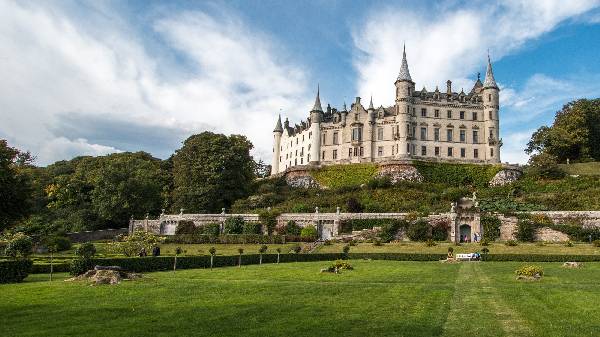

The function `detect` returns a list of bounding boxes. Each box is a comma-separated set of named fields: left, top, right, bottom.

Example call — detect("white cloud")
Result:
left=0, top=1, right=310, bottom=165
left=500, top=130, right=536, bottom=164
left=352, top=0, right=600, bottom=105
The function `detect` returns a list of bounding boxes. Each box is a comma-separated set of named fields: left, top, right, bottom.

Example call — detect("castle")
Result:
left=271, top=47, right=501, bottom=175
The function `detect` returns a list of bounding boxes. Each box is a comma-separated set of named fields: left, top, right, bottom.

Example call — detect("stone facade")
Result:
left=271, top=48, right=502, bottom=176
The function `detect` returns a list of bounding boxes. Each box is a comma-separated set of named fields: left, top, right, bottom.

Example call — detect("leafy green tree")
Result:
left=0, top=140, right=33, bottom=231
left=4, top=233, right=33, bottom=258
left=109, top=230, right=165, bottom=257
left=300, top=225, right=318, bottom=238
left=223, top=216, right=245, bottom=234
left=526, top=98, right=600, bottom=163
left=171, top=132, right=255, bottom=213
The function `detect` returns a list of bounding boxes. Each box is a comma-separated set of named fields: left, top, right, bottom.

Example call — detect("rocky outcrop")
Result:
left=375, top=163, right=424, bottom=184
left=534, top=226, right=570, bottom=242
left=489, top=168, right=523, bottom=186
left=285, top=168, right=321, bottom=188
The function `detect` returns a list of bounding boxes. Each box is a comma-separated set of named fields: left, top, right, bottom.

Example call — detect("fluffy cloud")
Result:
left=352, top=0, right=599, bottom=104
left=0, top=1, right=309, bottom=165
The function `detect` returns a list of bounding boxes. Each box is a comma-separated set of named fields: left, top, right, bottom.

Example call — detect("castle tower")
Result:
left=309, top=86, right=322, bottom=165
left=367, top=96, right=376, bottom=160
left=271, top=115, right=283, bottom=175
left=394, top=45, right=414, bottom=158
left=482, top=54, right=501, bottom=163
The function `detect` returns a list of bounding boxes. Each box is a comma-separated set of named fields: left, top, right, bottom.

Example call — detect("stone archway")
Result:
left=459, top=224, right=471, bottom=243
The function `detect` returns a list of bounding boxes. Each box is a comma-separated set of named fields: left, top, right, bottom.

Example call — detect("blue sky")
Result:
left=1, top=0, right=599, bottom=165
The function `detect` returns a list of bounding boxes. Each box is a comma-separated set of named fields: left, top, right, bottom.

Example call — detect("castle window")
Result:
left=353, top=147, right=358, bottom=156
left=349, top=148, right=352, bottom=157
left=460, top=130, right=466, bottom=143
left=296, top=138, right=298, bottom=145
left=488, top=94, right=492, bottom=102
left=459, top=111, right=465, bottom=120
left=421, top=146, right=427, bottom=156
left=302, top=135, right=304, bottom=142
left=472, top=112, right=478, bottom=121
left=333, top=132, right=339, bottom=144
left=309, top=132, right=312, bottom=138
left=490, top=148, right=494, bottom=157
left=412, top=144, right=416, bottom=155
left=448, top=147, right=453, bottom=157
left=434, top=128, right=440, bottom=141
left=407, top=143, right=411, bottom=154
left=473, top=130, right=479, bottom=143
left=447, top=110, right=452, bottom=118
left=352, top=127, right=362, bottom=141
left=474, top=149, right=479, bottom=158
left=378, top=146, right=383, bottom=157
left=300, top=158, right=303, bottom=164
left=360, top=147, right=364, bottom=157
left=308, top=154, right=310, bottom=162
left=333, top=150, right=338, bottom=159
left=295, top=159, right=297, bottom=165
left=355, top=113, right=359, bottom=121
left=421, top=108, right=427, bottom=117
left=322, top=133, right=326, bottom=144
left=420, top=127, right=427, bottom=140
left=489, top=110, right=493, bottom=120
left=434, top=109, right=440, bottom=118
left=435, top=146, right=440, bottom=156
left=489, top=128, right=494, bottom=138
left=377, top=127, right=383, bottom=140
left=460, top=148, right=466, bottom=158
left=447, top=129, right=454, bottom=142
left=322, top=151, right=325, bottom=160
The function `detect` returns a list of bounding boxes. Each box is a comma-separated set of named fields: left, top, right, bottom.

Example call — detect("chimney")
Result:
left=446, top=80, right=452, bottom=95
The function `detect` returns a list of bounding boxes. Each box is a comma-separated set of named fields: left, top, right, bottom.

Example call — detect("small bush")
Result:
left=223, top=216, right=245, bottom=234
left=407, top=219, right=429, bottom=241
left=331, top=260, right=353, bottom=270
left=516, top=220, right=536, bottom=242
left=515, top=265, right=544, bottom=278
left=481, top=247, right=490, bottom=254
left=243, top=222, right=262, bottom=235
left=175, top=220, right=196, bottom=234
left=4, top=233, right=33, bottom=258
left=564, top=240, right=574, bottom=247
left=69, top=258, right=94, bottom=276
left=290, top=244, right=302, bottom=254
left=0, top=260, right=32, bottom=283
left=425, top=239, right=436, bottom=247
left=348, top=240, right=357, bottom=246
left=373, top=239, right=383, bottom=246
left=479, top=239, right=489, bottom=246
left=201, top=223, right=221, bottom=236
left=300, top=225, right=318, bottom=238
left=367, top=176, right=391, bottom=189
left=75, top=242, right=97, bottom=259
left=342, top=245, right=351, bottom=254
left=480, top=215, right=501, bottom=241
left=505, top=240, right=518, bottom=246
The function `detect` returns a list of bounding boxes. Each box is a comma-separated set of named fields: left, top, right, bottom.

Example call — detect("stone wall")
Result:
left=489, top=167, right=523, bottom=187
left=66, top=228, right=128, bottom=243
left=375, top=162, right=423, bottom=184
left=285, top=167, right=320, bottom=188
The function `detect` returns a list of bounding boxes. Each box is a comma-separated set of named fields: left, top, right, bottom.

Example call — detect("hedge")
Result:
left=163, top=234, right=315, bottom=244
left=340, top=218, right=403, bottom=233
left=0, top=259, right=33, bottom=283
left=481, top=254, right=600, bottom=262
left=31, top=263, right=71, bottom=274
left=413, top=161, right=501, bottom=187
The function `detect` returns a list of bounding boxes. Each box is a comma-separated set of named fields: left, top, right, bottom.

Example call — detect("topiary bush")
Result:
left=480, top=215, right=501, bottom=241
left=300, top=225, right=318, bottom=238
left=175, top=220, right=197, bottom=234
left=75, top=242, right=97, bottom=259
left=0, top=260, right=32, bottom=283
left=69, top=258, right=94, bottom=276
left=223, top=216, right=245, bottom=234
left=407, top=219, right=430, bottom=241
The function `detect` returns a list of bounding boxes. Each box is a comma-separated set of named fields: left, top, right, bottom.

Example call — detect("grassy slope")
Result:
left=2, top=261, right=600, bottom=336
left=560, top=162, right=600, bottom=176
left=233, top=164, right=600, bottom=213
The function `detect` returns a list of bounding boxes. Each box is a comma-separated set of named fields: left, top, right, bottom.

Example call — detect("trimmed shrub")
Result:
left=425, top=239, right=436, bottom=247
left=223, top=216, right=245, bottom=234
left=175, top=220, right=197, bottom=234
left=515, top=265, right=544, bottom=277
left=300, top=225, right=318, bottom=238
left=242, top=222, right=262, bottom=235
left=31, top=262, right=70, bottom=274
left=75, top=242, right=97, bottom=259
left=516, top=219, right=536, bottom=242
left=480, top=215, right=501, bottom=241
left=4, top=233, right=33, bottom=258
left=0, top=260, right=32, bottom=283
left=407, top=219, right=429, bottom=241
left=69, top=258, right=94, bottom=276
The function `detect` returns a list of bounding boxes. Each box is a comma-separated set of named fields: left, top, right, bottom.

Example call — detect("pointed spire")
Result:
left=342, top=101, right=347, bottom=112
left=396, top=44, right=412, bottom=82
left=368, top=95, right=374, bottom=110
left=273, top=114, right=283, bottom=133
left=311, top=84, right=323, bottom=112
left=483, top=53, right=498, bottom=89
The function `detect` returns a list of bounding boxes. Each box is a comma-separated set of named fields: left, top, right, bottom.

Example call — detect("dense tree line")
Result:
left=0, top=132, right=257, bottom=235
left=526, top=98, right=600, bottom=164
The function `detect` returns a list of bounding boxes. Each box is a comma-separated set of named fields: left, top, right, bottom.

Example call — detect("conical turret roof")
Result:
left=273, top=115, right=283, bottom=133
left=368, top=96, right=374, bottom=110
left=396, top=44, right=412, bottom=82
left=311, top=85, right=323, bottom=112
left=483, top=54, right=498, bottom=89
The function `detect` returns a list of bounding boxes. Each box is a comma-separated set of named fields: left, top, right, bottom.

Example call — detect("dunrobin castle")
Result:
left=271, top=47, right=501, bottom=175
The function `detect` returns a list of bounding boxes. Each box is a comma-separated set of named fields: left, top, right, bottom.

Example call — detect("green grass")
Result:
left=560, top=162, right=600, bottom=176
left=2, top=261, right=600, bottom=336
left=316, top=242, right=600, bottom=255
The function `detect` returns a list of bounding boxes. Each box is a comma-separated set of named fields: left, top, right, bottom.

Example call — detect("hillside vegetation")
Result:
left=232, top=162, right=600, bottom=214
left=559, top=162, right=600, bottom=176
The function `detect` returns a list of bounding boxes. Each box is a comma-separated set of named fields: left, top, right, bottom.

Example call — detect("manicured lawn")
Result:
left=559, top=162, right=600, bottom=176
left=2, top=261, right=600, bottom=336
left=316, top=241, right=600, bottom=255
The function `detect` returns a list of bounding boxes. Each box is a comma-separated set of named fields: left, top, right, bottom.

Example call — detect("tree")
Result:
left=0, top=140, right=33, bottom=231
left=209, top=247, right=216, bottom=270
left=3, top=232, right=33, bottom=258
left=276, top=247, right=281, bottom=264
left=526, top=99, right=600, bottom=163
left=109, top=230, right=165, bottom=257
left=237, top=247, right=244, bottom=268
left=258, top=245, right=267, bottom=265
left=224, top=216, right=245, bottom=234
left=171, top=132, right=255, bottom=213
left=300, top=225, right=318, bottom=238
